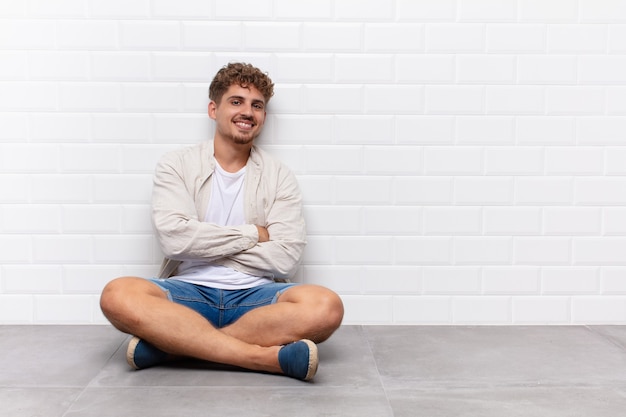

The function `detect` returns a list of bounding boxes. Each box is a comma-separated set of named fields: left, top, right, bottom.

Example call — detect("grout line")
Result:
left=585, top=325, right=626, bottom=352
left=60, top=334, right=129, bottom=417
left=361, top=325, right=396, bottom=416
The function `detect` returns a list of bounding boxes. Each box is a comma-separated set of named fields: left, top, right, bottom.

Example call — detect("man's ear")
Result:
left=208, top=100, right=217, bottom=120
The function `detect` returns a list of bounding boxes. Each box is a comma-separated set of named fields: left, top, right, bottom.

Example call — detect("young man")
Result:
left=100, top=62, right=344, bottom=381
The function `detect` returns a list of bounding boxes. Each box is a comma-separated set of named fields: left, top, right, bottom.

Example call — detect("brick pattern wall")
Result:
left=1, top=0, right=626, bottom=324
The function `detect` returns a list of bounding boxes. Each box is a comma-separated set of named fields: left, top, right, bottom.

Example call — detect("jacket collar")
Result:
left=198, top=140, right=262, bottom=181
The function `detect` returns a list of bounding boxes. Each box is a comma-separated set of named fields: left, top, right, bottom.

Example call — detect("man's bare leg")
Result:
left=100, top=277, right=283, bottom=374
left=220, top=285, right=344, bottom=347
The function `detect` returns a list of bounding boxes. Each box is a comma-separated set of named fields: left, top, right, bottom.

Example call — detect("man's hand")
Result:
left=256, top=225, right=270, bottom=243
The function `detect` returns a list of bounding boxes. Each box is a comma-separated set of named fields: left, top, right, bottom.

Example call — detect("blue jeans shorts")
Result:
left=148, top=278, right=297, bottom=328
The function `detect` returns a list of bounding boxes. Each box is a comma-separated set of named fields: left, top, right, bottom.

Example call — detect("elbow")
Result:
left=153, top=216, right=195, bottom=260
left=160, top=244, right=184, bottom=261
left=157, top=232, right=189, bottom=261
left=274, top=243, right=306, bottom=278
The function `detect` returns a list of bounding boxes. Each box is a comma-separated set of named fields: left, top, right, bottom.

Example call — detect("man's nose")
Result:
left=239, top=103, right=253, bottom=116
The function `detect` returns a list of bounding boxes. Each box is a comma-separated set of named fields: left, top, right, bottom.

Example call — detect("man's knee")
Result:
left=100, top=277, right=156, bottom=327
left=100, top=277, right=130, bottom=322
left=289, top=286, right=344, bottom=343
left=319, top=289, right=344, bottom=331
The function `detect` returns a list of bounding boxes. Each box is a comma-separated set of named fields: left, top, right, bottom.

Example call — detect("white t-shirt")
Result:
left=171, top=161, right=272, bottom=289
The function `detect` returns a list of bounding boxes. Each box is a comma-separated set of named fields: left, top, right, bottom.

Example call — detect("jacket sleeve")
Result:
left=220, top=167, right=307, bottom=279
left=151, top=151, right=259, bottom=262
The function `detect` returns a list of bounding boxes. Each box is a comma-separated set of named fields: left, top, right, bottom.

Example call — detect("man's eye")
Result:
left=232, top=100, right=240, bottom=105
left=253, top=103, right=264, bottom=109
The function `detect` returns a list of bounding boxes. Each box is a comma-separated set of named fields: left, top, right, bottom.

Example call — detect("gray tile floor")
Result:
left=2, top=325, right=626, bottom=416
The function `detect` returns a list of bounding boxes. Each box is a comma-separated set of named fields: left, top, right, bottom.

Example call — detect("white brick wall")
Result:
left=1, top=0, right=626, bottom=324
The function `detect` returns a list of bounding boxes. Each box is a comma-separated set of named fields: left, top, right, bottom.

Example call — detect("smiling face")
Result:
left=209, top=83, right=267, bottom=147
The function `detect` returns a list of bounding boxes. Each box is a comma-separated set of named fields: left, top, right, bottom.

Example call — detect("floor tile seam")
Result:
left=85, top=336, right=128, bottom=389
left=585, top=325, right=626, bottom=352
left=57, top=383, right=91, bottom=417
left=361, top=325, right=396, bottom=415
left=381, top=380, right=626, bottom=391
left=361, top=325, right=390, bottom=389
left=60, top=336, right=124, bottom=417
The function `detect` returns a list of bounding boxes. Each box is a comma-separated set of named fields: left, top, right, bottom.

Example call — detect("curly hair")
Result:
left=209, top=62, right=274, bottom=104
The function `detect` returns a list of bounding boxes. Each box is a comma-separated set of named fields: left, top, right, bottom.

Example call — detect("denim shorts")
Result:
left=148, top=278, right=297, bottom=328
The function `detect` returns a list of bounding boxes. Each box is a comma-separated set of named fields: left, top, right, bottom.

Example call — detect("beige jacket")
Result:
left=152, top=140, right=306, bottom=281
